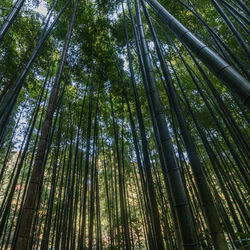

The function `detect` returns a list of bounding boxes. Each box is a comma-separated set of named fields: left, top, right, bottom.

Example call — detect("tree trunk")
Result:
left=0, top=0, right=25, bottom=44
left=14, top=1, right=78, bottom=248
left=145, top=0, right=250, bottom=108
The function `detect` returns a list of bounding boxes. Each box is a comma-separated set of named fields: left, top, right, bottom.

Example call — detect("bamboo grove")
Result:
left=0, top=0, right=249, bottom=249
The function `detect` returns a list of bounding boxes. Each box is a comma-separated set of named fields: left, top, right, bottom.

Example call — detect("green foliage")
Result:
left=0, top=0, right=249, bottom=249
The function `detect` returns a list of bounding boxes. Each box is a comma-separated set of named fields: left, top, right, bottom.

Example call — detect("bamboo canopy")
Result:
left=0, top=0, right=249, bottom=249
